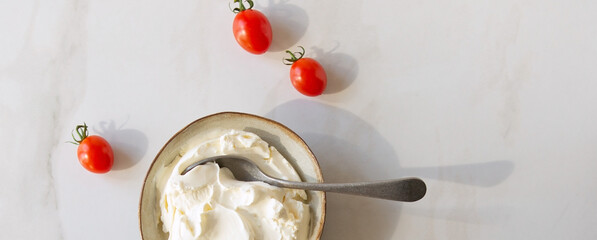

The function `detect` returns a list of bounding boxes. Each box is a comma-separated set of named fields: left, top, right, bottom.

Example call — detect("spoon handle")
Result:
left=265, top=177, right=426, bottom=202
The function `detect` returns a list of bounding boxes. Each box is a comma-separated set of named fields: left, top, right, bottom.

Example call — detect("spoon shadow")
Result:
left=403, top=160, right=514, bottom=187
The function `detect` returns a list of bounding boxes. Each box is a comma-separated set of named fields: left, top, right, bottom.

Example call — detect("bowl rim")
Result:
left=138, top=111, right=326, bottom=240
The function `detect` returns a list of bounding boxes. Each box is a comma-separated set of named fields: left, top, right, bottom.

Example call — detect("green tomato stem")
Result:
left=283, top=46, right=306, bottom=65
left=70, top=122, right=89, bottom=145
left=232, top=0, right=254, bottom=13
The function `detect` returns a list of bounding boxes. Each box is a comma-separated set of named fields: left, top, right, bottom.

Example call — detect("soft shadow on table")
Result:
left=312, top=45, right=359, bottom=94
left=95, top=120, right=148, bottom=171
left=260, top=0, right=309, bottom=52
left=266, top=100, right=402, bottom=240
left=266, top=99, right=515, bottom=238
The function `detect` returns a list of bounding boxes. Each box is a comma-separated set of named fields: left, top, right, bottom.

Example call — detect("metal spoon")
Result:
left=181, top=156, right=426, bottom=202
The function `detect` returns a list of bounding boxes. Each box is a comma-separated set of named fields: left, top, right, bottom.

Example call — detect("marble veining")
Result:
left=1, top=0, right=88, bottom=238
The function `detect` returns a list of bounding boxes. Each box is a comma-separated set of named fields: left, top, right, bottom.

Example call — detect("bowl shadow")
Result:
left=266, top=100, right=401, bottom=240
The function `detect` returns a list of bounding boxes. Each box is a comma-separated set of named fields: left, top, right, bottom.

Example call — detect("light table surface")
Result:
left=1, top=0, right=596, bottom=239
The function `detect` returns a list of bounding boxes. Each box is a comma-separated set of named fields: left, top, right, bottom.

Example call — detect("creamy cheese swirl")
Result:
left=159, top=130, right=310, bottom=240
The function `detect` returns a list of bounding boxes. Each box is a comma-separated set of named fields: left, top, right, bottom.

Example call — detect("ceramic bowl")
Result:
left=139, top=112, right=326, bottom=240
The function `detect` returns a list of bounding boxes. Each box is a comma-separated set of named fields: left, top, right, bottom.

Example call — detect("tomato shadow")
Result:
left=266, top=100, right=402, bottom=240
left=94, top=120, right=148, bottom=171
left=311, top=45, right=359, bottom=95
left=259, top=0, right=309, bottom=52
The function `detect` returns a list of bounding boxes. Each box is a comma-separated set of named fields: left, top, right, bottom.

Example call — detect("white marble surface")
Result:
left=1, top=0, right=597, bottom=239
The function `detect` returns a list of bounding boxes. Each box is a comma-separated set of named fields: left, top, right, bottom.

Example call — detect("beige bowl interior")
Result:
left=139, top=112, right=326, bottom=240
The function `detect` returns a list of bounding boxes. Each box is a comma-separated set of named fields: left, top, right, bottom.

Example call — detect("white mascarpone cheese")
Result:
left=159, top=129, right=310, bottom=240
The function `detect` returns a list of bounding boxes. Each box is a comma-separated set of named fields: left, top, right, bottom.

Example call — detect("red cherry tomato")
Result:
left=285, top=46, right=327, bottom=96
left=70, top=123, right=114, bottom=173
left=232, top=1, right=272, bottom=54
